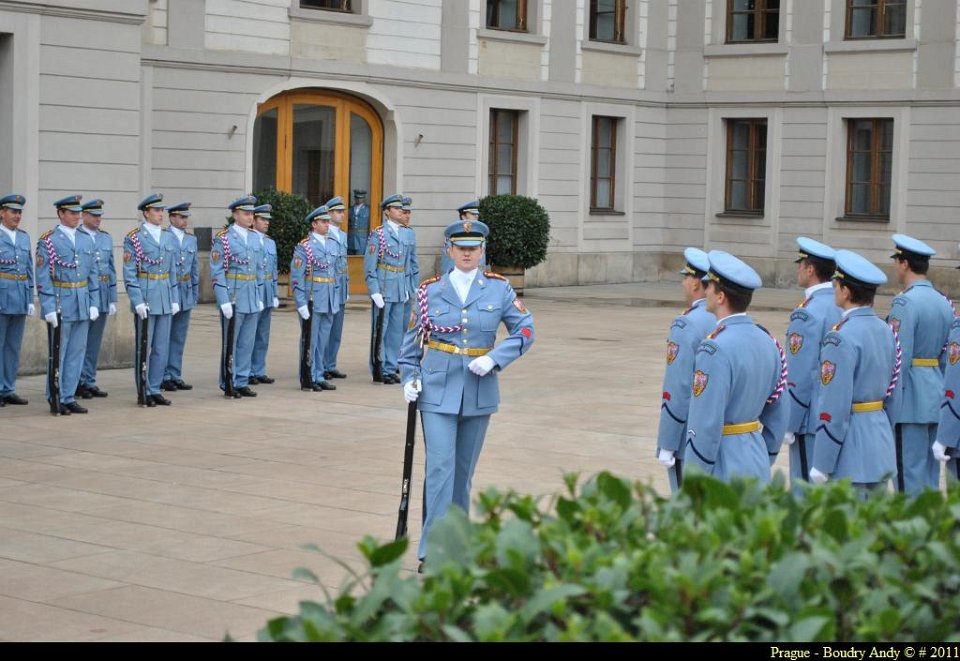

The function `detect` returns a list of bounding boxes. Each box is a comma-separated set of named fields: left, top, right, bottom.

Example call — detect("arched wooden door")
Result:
left=252, top=90, right=383, bottom=293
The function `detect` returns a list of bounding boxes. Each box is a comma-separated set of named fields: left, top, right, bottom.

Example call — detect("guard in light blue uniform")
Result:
left=683, top=251, right=788, bottom=483
left=783, top=238, right=843, bottom=488
left=348, top=189, right=370, bottom=255
left=37, top=195, right=100, bottom=414
left=934, top=314, right=960, bottom=485
left=0, top=194, right=34, bottom=406
left=123, top=193, right=180, bottom=406
left=250, top=203, right=279, bottom=385
left=211, top=195, right=265, bottom=397
left=291, top=205, right=340, bottom=390
left=439, top=200, right=487, bottom=275
left=365, top=193, right=419, bottom=383
left=77, top=199, right=117, bottom=399
left=886, top=234, right=954, bottom=494
left=400, top=219, right=534, bottom=563
left=655, top=248, right=716, bottom=492
left=161, top=202, right=199, bottom=392
left=811, top=250, right=898, bottom=496
left=323, top=195, right=349, bottom=380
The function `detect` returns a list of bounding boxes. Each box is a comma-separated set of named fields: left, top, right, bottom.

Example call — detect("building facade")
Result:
left=2, top=0, right=960, bottom=311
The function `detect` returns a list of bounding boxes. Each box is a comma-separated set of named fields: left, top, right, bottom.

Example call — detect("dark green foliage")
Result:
left=259, top=473, right=960, bottom=642
left=478, top=195, right=550, bottom=270
left=254, top=189, right=312, bottom=274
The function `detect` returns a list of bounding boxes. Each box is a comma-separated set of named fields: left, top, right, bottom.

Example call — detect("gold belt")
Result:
left=912, top=358, right=939, bottom=367
left=852, top=401, right=883, bottom=413
left=427, top=340, right=492, bottom=357
left=378, top=263, right=405, bottom=273
left=178, top=274, right=192, bottom=282
left=309, top=276, right=334, bottom=283
left=137, top=272, right=169, bottom=280
left=0, top=272, right=28, bottom=281
left=722, top=421, right=760, bottom=435
left=225, top=273, right=256, bottom=281
left=98, top=275, right=110, bottom=282
left=53, top=280, right=87, bottom=289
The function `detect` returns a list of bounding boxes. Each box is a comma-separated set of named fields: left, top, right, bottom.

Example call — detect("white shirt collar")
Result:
left=80, top=225, right=97, bottom=237
left=169, top=226, right=185, bottom=241
left=386, top=219, right=401, bottom=233
left=804, top=281, right=833, bottom=299
left=141, top=222, right=162, bottom=242
left=0, top=225, right=16, bottom=243
left=311, top=231, right=326, bottom=245
left=690, top=297, right=705, bottom=308
left=231, top=224, right=249, bottom=242
left=717, top=312, right=748, bottom=324
left=842, top=305, right=867, bottom=317
left=59, top=224, right=77, bottom=244
left=449, top=267, right=478, bottom=304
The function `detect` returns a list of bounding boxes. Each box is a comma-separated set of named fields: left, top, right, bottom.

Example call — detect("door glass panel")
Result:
left=348, top=112, right=373, bottom=255
left=292, top=104, right=336, bottom=208
left=253, top=108, right=277, bottom=194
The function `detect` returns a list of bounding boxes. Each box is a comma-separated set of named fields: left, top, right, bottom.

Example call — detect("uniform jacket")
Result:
left=938, top=317, right=960, bottom=452
left=813, top=308, right=898, bottom=482
left=36, top=226, right=99, bottom=322
left=655, top=299, right=717, bottom=454
left=784, top=286, right=843, bottom=434
left=256, top=232, right=278, bottom=307
left=210, top=225, right=264, bottom=314
left=886, top=280, right=954, bottom=424
left=290, top=234, right=340, bottom=315
left=0, top=228, right=34, bottom=315
left=684, top=315, right=788, bottom=481
left=329, top=227, right=348, bottom=306
left=399, top=271, right=534, bottom=416
left=82, top=228, right=117, bottom=312
left=172, top=231, right=199, bottom=311
left=363, top=224, right=418, bottom=302
left=122, top=224, right=178, bottom=316
left=349, top=203, right=369, bottom=238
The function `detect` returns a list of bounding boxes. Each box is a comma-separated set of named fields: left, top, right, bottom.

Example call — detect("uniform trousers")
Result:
left=164, top=309, right=192, bottom=382
left=301, top=309, right=334, bottom=383
left=324, top=306, right=345, bottom=374
left=895, top=423, right=940, bottom=494
left=81, top=312, right=108, bottom=388
left=251, top=307, right=271, bottom=378
left=219, top=310, right=257, bottom=389
left=0, top=314, right=26, bottom=395
left=134, top=314, right=172, bottom=396
left=369, top=301, right=406, bottom=377
left=48, top=319, right=89, bottom=404
left=789, top=433, right=816, bottom=492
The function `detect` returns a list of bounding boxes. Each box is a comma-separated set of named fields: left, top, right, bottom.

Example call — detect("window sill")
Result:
left=715, top=211, right=765, bottom=219
left=825, top=38, right=916, bottom=54
left=835, top=215, right=890, bottom=223
left=704, top=42, right=788, bottom=58
left=580, top=40, right=642, bottom=57
left=477, top=28, right=547, bottom=46
left=288, top=6, right=373, bottom=27
left=589, top=209, right=626, bottom=216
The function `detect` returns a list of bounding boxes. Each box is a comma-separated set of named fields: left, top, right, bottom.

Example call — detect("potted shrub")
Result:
left=478, top=194, right=550, bottom=296
left=253, top=189, right=312, bottom=299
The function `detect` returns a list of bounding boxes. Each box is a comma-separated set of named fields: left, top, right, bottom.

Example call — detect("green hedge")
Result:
left=253, top=189, right=313, bottom=275
left=259, top=473, right=960, bottom=642
left=478, top=195, right=550, bottom=270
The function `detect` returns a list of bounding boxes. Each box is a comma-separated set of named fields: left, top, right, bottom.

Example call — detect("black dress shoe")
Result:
left=160, top=380, right=178, bottom=392
left=173, top=379, right=193, bottom=391
left=382, top=374, right=399, bottom=385
left=75, top=385, right=93, bottom=400
left=86, top=385, right=108, bottom=398
left=247, top=376, right=260, bottom=384
left=256, top=375, right=275, bottom=384
left=326, top=369, right=347, bottom=379
left=236, top=386, right=258, bottom=397
left=151, top=394, right=172, bottom=406
left=64, top=402, right=88, bottom=414
left=417, top=560, right=425, bottom=574
left=4, top=393, right=28, bottom=405
left=145, top=397, right=157, bottom=407
left=315, top=380, right=336, bottom=391
left=55, top=404, right=70, bottom=415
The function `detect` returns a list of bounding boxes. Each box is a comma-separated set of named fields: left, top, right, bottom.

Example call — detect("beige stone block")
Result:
left=291, top=20, right=366, bottom=62
left=827, top=51, right=912, bottom=90
left=477, top=39, right=541, bottom=80
left=581, top=49, right=638, bottom=88
left=707, top=55, right=786, bottom=91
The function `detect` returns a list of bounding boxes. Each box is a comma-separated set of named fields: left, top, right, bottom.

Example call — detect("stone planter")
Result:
left=493, top=265, right=525, bottom=296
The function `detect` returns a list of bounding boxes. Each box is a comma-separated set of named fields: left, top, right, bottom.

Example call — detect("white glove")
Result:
left=258, top=300, right=265, bottom=312
left=783, top=432, right=796, bottom=446
left=371, top=292, right=385, bottom=309
left=809, top=467, right=829, bottom=484
left=272, top=296, right=280, bottom=309
left=468, top=355, right=496, bottom=377
left=932, top=440, right=951, bottom=463
left=657, top=448, right=676, bottom=468
left=297, top=305, right=310, bottom=320
left=220, top=302, right=233, bottom=319
left=135, top=303, right=149, bottom=320
left=171, top=302, right=180, bottom=315
left=89, top=306, right=99, bottom=322
left=403, top=379, right=421, bottom=403
left=108, top=302, right=117, bottom=316
left=44, top=311, right=58, bottom=328
left=27, top=303, right=35, bottom=316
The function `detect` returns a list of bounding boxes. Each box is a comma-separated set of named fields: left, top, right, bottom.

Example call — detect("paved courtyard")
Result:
left=0, top=283, right=894, bottom=641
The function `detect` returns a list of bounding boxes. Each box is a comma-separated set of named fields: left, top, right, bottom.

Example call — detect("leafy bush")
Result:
left=478, top=195, right=550, bottom=270
left=259, top=473, right=960, bottom=642
left=253, top=189, right=313, bottom=274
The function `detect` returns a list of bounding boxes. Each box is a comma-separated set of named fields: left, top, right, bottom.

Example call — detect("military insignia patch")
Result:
left=368, top=243, right=375, bottom=255
left=950, top=342, right=960, bottom=366
left=122, top=251, right=131, bottom=264
left=211, top=250, right=221, bottom=264
left=293, top=257, right=303, bottom=269
left=35, top=253, right=43, bottom=267
left=889, top=317, right=901, bottom=334
left=692, top=370, right=708, bottom=397
left=666, top=341, right=679, bottom=365
left=820, top=360, right=836, bottom=386
left=513, top=298, right=527, bottom=313
left=788, top=333, right=804, bottom=355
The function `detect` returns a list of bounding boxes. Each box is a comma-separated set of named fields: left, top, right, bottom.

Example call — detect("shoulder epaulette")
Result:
left=831, top=317, right=850, bottom=332
left=484, top=271, right=508, bottom=282
left=215, top=228, right=228, bottom=238
left=419, top=274, right=441, bottom=288
left=40, top=229, right=54, bottom=240
left=797, top=295, right=812, bottom=309
left=16, top=228, right=27, bottom=234
left=298, top=237, right=310, bottom=245
left=126, top=228, right=139, bottom=239
left=706, top=324, right=726, bottom=340
left=682, top=305, right=694, bottom=315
